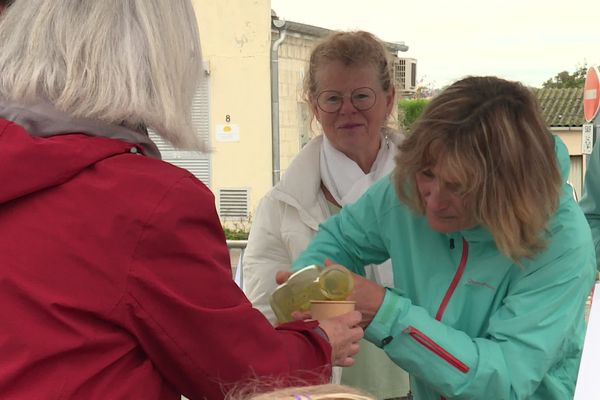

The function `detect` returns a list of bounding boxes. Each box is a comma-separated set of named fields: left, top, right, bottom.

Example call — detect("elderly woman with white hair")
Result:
left=0, top=1, right=363, bottom=399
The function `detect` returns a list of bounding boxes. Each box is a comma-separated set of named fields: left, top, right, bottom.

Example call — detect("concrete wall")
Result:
left=277, top=32, right=318, bottom=173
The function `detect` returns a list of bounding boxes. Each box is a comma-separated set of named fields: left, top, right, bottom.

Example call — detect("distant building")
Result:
left=395, top=57, right=418, bottom=96
left=533, top=87, right=586, bottom=198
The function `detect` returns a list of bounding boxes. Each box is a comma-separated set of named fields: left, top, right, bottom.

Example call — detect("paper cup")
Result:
left=310, top=300, right=356, bottom=320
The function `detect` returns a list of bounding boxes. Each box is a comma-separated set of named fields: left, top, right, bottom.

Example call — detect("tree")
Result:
left=542, top=64, right=587, bottom=89
left=398, top=98, right=429, bottom=132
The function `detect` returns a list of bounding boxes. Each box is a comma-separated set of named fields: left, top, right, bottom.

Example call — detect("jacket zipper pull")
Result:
left=449, top=238, right=455, bottom=249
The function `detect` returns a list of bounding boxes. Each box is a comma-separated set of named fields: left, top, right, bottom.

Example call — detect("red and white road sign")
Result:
left=584, top=66, right=600, bottom=122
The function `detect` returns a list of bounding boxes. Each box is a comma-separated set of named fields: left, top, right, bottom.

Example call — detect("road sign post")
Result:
left=583, top=67, right=600, bottom=150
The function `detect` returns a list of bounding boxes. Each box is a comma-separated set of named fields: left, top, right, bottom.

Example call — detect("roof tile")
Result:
left=533, top=87, right=585, bottom=127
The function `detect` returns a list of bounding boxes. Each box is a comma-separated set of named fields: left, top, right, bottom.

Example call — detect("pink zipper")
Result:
left=404, top=326, right=470, bottom=373
left=402, top=238, right=471, bottom=380
left=436, top=238, right=469, bottom=321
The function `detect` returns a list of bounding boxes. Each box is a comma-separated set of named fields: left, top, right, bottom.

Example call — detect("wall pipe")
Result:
left=270, top=21, right=287, bottom=185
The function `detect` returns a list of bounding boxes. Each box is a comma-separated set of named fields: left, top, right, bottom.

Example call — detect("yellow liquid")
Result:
left=319, top=265, right=354, bottom=300
left=270, top=265, right=354, bottom=323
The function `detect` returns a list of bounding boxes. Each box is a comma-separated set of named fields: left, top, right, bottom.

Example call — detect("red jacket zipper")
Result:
left=436, top=238, right=469, bottom=321
left=402, top=237, right=471, bottom=394
left=404, top=326, right=470, bottom=373
left=435, top=238, right=469, bottom=399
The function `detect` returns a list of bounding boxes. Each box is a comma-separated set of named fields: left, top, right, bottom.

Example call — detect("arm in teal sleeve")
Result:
left=580, top=138, right=600, bottom=271
left=292, top=178, right=393, bottom=274
left=365, top=244, right=595, bottom=399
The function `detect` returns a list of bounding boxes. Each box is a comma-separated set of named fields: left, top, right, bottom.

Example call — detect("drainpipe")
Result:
left=270, top=18, right=287, bottom=185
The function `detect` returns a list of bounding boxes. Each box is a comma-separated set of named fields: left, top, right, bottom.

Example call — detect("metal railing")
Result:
left=227, top=240, right=248, bottom=291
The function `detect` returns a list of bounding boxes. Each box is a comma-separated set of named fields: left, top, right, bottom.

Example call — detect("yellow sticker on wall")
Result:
left=216, top=124, right=240, bottom=142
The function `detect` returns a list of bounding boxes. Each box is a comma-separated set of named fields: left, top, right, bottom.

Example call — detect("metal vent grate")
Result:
left=218, top=188, right=249, bottom=218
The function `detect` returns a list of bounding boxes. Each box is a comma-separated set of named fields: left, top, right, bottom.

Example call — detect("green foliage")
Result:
left=222, top=217, right=251, bottom=240
left=542, top=64, right=587, bottom=89
left=223, top=226, right=249, bottom=240
left=398, top=98, right=429, bottom=132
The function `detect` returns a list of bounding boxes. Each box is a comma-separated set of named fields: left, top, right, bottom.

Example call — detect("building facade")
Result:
left=161, top=2, right=590, bottom=230
left=534, top=87, right=587, bottom=198
left=395, top=57, right=418, bottom=97
left=163, top=1, right=411, bottom=228
left=177, top=0, right=273, bottom=227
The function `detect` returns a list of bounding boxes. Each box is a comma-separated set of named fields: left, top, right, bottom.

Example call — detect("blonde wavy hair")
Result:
left=394, top=76, right=562, bottom=262
left=0, top=0, right=204, bottom=150
left=226, top=383, right=374, bottom=400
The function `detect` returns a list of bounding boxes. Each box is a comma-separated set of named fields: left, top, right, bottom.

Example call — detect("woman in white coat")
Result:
left=244, top=31, right=410, bottom=400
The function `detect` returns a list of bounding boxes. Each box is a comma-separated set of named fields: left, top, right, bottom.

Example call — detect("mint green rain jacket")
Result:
left=293, top=137, right=595, bottom=399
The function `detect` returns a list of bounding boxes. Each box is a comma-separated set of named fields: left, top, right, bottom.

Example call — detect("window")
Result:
left=149, top=74, right=211, bottom=186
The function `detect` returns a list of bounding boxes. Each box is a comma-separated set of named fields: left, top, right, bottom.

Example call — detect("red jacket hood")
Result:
left=0, top=118, right=139, bottom=204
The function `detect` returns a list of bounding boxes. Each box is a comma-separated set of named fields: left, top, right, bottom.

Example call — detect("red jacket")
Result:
left=0, top=118, right=332, bottom=399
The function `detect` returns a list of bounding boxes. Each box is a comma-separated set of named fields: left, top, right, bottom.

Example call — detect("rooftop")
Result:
left=271, top=11, right=408, bottom=53
left=533, top=87, right=585, bottom=127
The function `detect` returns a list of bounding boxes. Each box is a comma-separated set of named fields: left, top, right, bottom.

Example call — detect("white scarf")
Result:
left=319, top=132, right=398, bottom=288
left=320, top=133, right=396, bottom=206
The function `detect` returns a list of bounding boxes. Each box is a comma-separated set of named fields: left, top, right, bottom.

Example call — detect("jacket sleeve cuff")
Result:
left=365, top=288, right=407, bottom=347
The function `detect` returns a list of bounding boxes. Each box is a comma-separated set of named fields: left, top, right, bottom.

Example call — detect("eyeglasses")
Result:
left=316, top=87, right=377, bottom=113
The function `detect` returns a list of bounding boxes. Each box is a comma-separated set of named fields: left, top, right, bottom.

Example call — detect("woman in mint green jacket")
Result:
left=291, top=76, right=596, bottom=399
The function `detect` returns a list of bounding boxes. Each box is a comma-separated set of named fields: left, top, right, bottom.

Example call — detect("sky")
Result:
left=271, top=0, right=600, bottom=89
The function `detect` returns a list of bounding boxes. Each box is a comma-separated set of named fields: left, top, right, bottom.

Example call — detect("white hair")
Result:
left=0, top=0, right=204, bottom=150
left=226, top=383, right=375, bottom=400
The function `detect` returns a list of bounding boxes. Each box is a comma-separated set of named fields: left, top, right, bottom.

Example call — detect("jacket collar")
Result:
left=270, top=136, right=326, bottom=230
left=456, top=225, right=494, bottom=244
left=0, top=100, right=160, bottom=159
left=270, top=132, right=405, bottom=230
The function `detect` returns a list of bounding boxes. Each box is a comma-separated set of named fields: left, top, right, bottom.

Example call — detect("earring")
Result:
left=383, top=128, right=390, bottom=149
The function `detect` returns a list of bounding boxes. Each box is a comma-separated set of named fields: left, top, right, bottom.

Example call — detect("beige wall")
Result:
left=553, top=127, right=587, bottom=199
left=192, top=0, right=272, bottom=226
left=558, top=128, right=583, bottom=156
